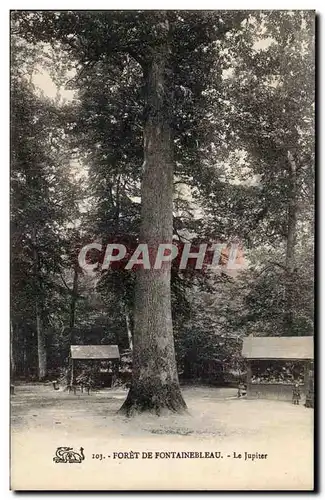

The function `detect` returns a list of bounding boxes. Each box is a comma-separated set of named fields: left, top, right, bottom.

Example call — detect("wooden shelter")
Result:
left=70, top=345, right=120, bottom=387
left=242, top=336, right=314, bottom=402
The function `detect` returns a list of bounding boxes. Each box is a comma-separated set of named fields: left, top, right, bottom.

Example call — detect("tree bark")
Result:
left=32, top=227, right=47, bottom=380
left=36, top=300, right=47, bottom=379
left=284, top=151, right=298, bottom=335
left=69, top=263, right=79, bottom=330
left=67, top=263, right=79, bottom=386
left=10, top=320, right=16, bottom=379
left=120, top=17, right=187, bottom=415
left=125, top=311, right=133, bottom=351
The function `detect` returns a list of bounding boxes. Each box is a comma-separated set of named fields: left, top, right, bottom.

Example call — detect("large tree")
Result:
left=15, top=10, right=248, bottom=413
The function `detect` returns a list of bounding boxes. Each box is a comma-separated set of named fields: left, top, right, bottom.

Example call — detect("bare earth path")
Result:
left=11, top=384, right=313, bottom=490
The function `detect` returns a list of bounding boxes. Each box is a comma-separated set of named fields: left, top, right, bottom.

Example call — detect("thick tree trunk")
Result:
left=284, top=151, right=298, bottom=335
left=120, top=18, right=187, bottom=415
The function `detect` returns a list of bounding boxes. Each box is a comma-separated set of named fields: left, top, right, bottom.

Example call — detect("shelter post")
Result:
left=70, top=358, right=74, bottom=385
left=303, top=360, right=310, bottom=395
left=246, top=360, right=252, bottom=394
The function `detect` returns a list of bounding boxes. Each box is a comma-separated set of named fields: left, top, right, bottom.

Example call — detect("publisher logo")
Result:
left=53, top=446, right=85, bottom=463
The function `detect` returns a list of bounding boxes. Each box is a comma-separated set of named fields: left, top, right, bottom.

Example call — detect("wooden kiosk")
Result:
left=70, top=345, right=120, bottom=388
left=242, top=336, right=313, bottom=403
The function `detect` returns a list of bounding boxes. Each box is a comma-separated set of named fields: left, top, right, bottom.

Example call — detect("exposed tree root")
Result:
left=118, top=383, right=188, bottom=417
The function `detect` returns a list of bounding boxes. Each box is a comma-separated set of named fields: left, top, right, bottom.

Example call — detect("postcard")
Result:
left=10, top=9, right=315, bottom=491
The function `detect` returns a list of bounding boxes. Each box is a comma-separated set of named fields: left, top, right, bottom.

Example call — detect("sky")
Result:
left=33, top=67, right=76, bottom=103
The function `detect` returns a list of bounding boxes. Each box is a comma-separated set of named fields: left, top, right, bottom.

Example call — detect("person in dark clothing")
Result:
left=292, top=382, right=301, bottom=405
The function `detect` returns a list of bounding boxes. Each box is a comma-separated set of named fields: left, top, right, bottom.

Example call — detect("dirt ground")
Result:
left=11, top=384, right=314, bottom=491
